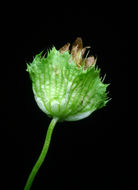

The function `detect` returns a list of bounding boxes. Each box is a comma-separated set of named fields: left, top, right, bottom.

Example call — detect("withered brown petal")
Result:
left=71, top=45, right=78, bottom=58
left=85, top=56, right=95, bottom=68
left=71, top=37, right=83, bottom=51
left=81, top=46, right=91, bottom=57
left=59, top=43, right=70, bottom=54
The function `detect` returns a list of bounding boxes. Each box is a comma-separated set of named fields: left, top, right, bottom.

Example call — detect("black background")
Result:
left=2, top=5, right=134, bottom=190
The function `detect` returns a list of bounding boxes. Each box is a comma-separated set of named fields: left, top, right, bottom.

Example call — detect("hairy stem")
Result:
left=24, top=117, right=59, bottom=190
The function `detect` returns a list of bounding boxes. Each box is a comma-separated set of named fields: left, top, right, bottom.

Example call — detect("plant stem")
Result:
left=24, top=117, right=59, bottom=190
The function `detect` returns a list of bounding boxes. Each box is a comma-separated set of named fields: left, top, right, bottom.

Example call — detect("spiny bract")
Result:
left=27, top=37, right=109, bottom=121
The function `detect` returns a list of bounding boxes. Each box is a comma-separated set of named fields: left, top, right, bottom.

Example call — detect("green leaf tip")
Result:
left=27, top=37, right=110, bottom=121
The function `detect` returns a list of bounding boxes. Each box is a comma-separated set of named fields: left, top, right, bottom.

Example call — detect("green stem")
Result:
left=24, top=117, right=59, bottom=190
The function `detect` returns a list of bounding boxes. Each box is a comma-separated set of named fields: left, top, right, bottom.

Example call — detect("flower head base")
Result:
left=27, top=38, right=109, bottom=121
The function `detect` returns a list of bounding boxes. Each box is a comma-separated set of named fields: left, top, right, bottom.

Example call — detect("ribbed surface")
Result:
left=27, top=47, right=108, bottom=121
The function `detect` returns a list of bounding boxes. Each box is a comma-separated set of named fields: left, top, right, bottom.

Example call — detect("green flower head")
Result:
left=27, top=37, right=109, bottom=121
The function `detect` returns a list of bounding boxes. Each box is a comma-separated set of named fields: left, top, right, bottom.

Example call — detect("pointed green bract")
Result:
left=27, top=47, right=109, bottom=121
